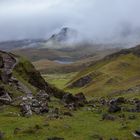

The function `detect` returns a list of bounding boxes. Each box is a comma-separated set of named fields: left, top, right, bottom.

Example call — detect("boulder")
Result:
left=102, top=113, right=116, bottom=121
left=62, top=93, right=76, bottom=104
left=65, top=103, right=77, bottom=111
left=36, top=90, right=50, bottom=101
left=31, top=99, right=49, bottom=114
left=40, top=102, right=49, bottom=113
left=116, top=97, right=125, bottom=104
left=31, top=99, right=40, bottom=108
left=108, top=104, right=121, bottom=113
left=128, top=115, right=136, bottom=120
left=75, top=92, right=87, bottom=103
left=132, top=128, right=140, bottom=138
left=62, top=92, right=87, bottom=108
left=20, top=103, right=32, bottom=117
left=135, top=102, right=140, bottom=112
left=63, top=112, right=73, bottom=117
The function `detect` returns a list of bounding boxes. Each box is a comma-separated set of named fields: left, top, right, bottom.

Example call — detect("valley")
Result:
left=0, top=44, right=140, bottom=140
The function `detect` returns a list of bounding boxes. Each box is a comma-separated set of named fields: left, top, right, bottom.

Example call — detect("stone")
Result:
left=36, top=90, right=50, bottom=101
left=14, top=128, right=21, bottom=135
left=40, top=102, right=49, bottom=113
left=65, top=103, right=77, bottom=111
left=116, top=97, right=125, bottom=104
left=135, top=102, right=140, bottom=112
left=0, top=131, right=4, bottom=139
left=20, top=103, right=32, bottom=117
left=63, top=112, right=73, bottom=117
left=75, top=92, right=87, bottom=103
left=108, top=104, right=121, bottom=113
left=62, top=93, right=76, bottom=104
left=128, top=115, right=136, bottom=120
left=132, top=128, right=140, bottom=138
left=31, top=99, right=40, bottom=108
left=102, top=113, right=115, bottom=121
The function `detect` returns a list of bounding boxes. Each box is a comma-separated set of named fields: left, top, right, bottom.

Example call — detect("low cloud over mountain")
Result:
left=0, top=0, right=140, bottom=44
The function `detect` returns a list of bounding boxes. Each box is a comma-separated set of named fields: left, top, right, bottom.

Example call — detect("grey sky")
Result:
left=0, top=0, right=140, bottom=42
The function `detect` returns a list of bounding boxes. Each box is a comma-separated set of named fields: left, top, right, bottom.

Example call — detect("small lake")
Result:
left=54, top=60, right=74, bottom=64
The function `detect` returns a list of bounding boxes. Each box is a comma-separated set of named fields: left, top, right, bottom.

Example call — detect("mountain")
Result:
left=67, top=45, right=140, bottom=97
left=42, top=27, right=79, bottom=49
left=48, top=27, right=78, bottom=43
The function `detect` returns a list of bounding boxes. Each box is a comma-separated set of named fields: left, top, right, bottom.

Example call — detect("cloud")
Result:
left=0, top=0, right=140, bottom=43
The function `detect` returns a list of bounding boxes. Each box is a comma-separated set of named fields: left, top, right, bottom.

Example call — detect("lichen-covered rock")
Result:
left=20, top=103, right=32, bottom=117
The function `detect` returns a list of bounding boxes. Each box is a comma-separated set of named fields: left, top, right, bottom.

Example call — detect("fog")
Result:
left=0, top=0, right=140, bottom=43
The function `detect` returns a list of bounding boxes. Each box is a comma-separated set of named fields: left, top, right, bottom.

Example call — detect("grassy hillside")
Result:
left=0, top=104, right=140, bottom=140
left=67, top=45, right=140, bottom=97
left=13, top=45, right=121, bottom=74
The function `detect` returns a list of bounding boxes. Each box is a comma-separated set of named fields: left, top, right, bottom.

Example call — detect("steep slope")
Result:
left=0, top=50, right=67, bottom=101
left=68, top=45, right=140, bottom=97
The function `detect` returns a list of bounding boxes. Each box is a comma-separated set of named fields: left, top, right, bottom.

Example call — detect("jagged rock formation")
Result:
left=47, top=27, right=78, bottom=44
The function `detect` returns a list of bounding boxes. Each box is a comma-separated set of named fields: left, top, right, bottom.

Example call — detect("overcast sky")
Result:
left=0, top=0, right=140, bottom=43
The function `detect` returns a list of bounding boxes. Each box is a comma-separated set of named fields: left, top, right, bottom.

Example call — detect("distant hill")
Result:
left=67, top=45, right=140, bottom=97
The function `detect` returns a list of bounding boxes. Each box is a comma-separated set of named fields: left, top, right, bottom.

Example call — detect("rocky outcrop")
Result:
left=62, top=92, right=87, bottom=110
left=69, top=75, right=92, bottom=88
left=20, top=90, right=50, bottom=117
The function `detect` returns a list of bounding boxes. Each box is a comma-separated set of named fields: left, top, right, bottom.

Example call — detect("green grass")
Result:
left=67, top=53, right=140, bottom=98
left=1, top=48, right=140, bottom=140
left=0, top=105, right=140, bottom=140
left=43, top=73, right=77, bottom=90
